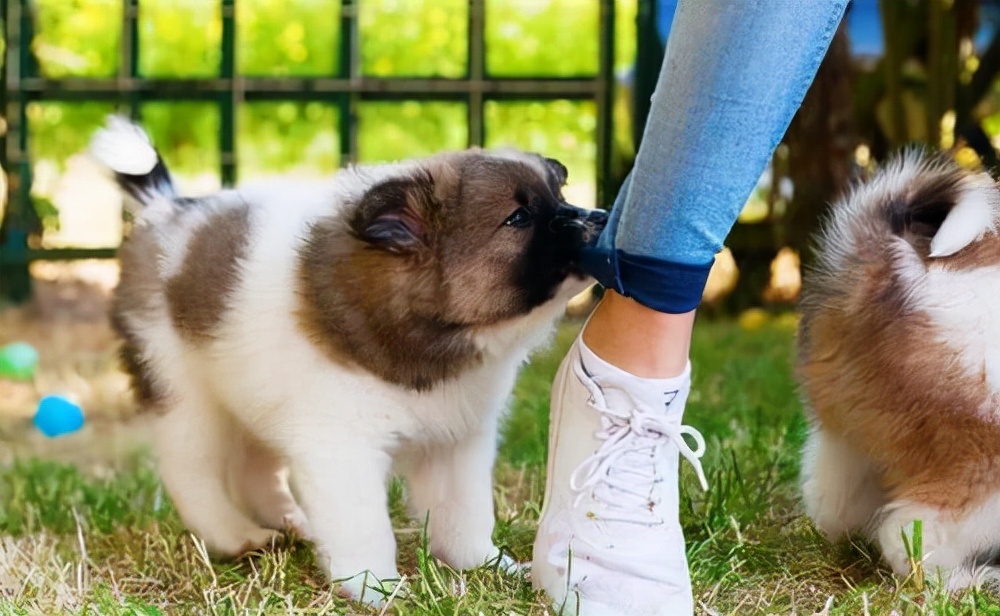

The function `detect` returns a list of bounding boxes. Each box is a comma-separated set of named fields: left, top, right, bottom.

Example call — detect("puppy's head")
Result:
left=349, top=149, right=606, bottom=325
left=299, top=149, right=605, bottom=389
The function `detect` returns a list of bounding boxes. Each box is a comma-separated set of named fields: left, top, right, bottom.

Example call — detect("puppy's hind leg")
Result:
left=155, top=389, right=280, bottom=556
left=402, top=428, right=505, bottom=570
left=801, top=427, right=885, bottom=540
left=875, top=492, right=1000, bottom=590
left=231, top=433, right=311, bottom=538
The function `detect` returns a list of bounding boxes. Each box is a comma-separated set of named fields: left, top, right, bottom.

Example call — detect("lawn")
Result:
left=1, top=315, right=998, bottom=615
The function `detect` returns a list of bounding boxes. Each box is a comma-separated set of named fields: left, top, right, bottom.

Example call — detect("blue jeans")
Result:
left=582, top=0, right=849, bottom=313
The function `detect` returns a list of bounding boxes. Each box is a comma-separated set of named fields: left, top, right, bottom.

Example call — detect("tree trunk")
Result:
left=785, top=20, right=857, bottom=266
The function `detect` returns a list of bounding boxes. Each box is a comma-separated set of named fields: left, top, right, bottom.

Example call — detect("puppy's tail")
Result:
left=90, top=115, right=176, bottom=215
left=813, top=150, right=1000, bottom=274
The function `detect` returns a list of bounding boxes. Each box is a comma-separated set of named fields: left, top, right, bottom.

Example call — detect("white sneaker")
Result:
left=532, top=336, right=708, bottom=616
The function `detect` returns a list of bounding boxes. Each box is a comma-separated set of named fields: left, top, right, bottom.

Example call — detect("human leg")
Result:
left=534, top=2, right=849, bottom=614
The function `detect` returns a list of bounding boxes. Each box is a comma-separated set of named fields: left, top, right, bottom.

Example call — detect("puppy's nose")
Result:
left=551, top=205, right=608, bottom=246
left=585, top=208, right=608, bottom=231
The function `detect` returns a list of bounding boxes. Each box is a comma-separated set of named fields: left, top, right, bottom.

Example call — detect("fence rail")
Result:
left=0, top=0, right=616, bottom=301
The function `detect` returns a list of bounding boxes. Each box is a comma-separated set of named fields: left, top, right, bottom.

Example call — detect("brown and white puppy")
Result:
left=799, top=151, right=1000, bottom=589
left=92, top=117, right=605, bottom=603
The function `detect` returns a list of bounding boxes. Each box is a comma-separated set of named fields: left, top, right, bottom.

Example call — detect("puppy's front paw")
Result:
left=494, top=552, right=527, bottom=574
left=207, top=525, right=283, bottom=557
left=435, top=540, right=521, bottom=573
left=281, top=508, right=313, bottom=540
left=335, top=570, right=400, bottom=606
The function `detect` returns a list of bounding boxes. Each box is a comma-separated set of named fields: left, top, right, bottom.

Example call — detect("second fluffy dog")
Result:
left=799, top=151, right=1000, bottom=588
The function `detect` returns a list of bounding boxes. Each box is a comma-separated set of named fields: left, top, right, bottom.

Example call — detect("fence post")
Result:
left=0, top=0, right=38, bottom=303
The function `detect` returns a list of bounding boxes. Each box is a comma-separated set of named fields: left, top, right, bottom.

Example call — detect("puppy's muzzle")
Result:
left=550, top=205, right=608, bottom=248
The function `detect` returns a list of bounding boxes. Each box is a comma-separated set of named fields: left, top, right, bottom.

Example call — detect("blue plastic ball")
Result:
left=33, top=395, right=85, bottom=438
left=0, top=342, right=39, bottom=381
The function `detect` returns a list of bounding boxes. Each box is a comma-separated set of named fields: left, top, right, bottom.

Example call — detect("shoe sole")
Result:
left=532, top=343, right=579, bottom=607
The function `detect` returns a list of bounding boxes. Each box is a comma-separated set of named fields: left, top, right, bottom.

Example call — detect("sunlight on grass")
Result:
left=1, top=317, right=997, bottom=614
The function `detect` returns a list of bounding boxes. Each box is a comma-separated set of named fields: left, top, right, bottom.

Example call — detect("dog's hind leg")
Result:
left=231, top=433, right=311, bottom=538
left=801, top=427, right=885, bottom=540
left=155, top=389, right=280, bottom=556
left=874, top=492, right=1000, bottom=590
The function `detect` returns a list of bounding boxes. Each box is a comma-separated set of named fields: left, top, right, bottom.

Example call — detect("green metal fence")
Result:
left=0, top=0, right=616, bottom=301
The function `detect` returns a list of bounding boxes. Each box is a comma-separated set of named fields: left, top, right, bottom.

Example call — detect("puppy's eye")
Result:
left=503, top=207, right=533, bottom=228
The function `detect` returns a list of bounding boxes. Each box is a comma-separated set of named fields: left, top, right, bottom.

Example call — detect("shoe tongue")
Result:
left=577, top=339, right=691, bottom=418
left=599, top=379, right=689, bottom=418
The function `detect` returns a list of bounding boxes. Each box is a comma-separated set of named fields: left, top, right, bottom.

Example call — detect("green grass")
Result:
left=2, top=317, right=999, bottom=614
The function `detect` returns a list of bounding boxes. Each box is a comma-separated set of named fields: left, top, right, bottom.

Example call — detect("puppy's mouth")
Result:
left=549, top=206, right=609, bottom=247
left=549, top=205, right=608, bottom=278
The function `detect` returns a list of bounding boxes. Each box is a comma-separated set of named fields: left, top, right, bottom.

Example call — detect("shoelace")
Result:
left=568, top=359, right=709, bottom=526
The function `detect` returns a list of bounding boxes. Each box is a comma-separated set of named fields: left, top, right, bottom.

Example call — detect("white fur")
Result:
left=801, top=429, right=885, bottom=541
left=919, top=264, right=1000, bottom=397
left=930, top=173, right=1000, bottom=257
left=874, top=493, right=1000, bottom=590
left=123, top=162, right=586, bottom=604
left=818, top=151, right=932, bottom=274
left=90, top=115, right=159, bottom=176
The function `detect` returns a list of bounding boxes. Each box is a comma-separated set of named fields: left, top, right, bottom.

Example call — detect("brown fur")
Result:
left=166, top=205, right=252, bottom=342
left=800, top=266, right=1000, bottom=512
left=110, top=226, right=168, bottom=407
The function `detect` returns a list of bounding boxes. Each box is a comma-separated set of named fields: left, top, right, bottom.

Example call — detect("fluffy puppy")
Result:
left=91, top=117, right=606, bottom=603
left=799, top=151, right=1000, bottom=589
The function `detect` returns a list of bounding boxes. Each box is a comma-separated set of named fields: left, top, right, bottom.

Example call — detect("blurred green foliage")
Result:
left=486, top=0, right=598, bottom=76
left=20, top=0, right=636, bottom=221
left=485, top=99, right=596, bottom=195
left=239, top=0, right=340, bottom=76
left=141, top=102, right=220, bottom=180
left=360, top=0, right=467, bottom=77
left=31, top=0, right=121, bottom=77
left=139, top=1, right=221, bottom=77
left=27, top=102, right=115, bottom=165
left=238, top=102, right=340, bottom=178
left=358, top=101, right=468, bottom=162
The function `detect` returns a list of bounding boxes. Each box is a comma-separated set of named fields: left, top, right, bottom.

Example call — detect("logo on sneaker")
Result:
left=663, top=389, right=679, bottom=412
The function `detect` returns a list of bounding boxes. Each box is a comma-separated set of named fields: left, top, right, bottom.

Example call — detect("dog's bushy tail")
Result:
left=90, top=116, right=176, bottom=215
left=799, top=151, right=1000, bottom=354
left=811, top=150, right=1000, bottom=276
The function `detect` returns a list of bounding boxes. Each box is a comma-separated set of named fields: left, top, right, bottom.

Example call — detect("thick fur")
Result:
left=798, top=150, right=1000, bottom=589
left=93, top=117, right=605, bottom=603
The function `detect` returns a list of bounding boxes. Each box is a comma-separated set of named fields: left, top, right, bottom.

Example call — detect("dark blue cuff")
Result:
left=580, top=244, right=713, bottom=314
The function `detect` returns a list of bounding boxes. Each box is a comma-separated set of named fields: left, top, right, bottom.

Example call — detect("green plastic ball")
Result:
left=0, top=342, right=39, bottom=381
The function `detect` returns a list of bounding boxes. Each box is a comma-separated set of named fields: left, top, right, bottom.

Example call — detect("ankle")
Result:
left=582, top=291, right=695, bottom=378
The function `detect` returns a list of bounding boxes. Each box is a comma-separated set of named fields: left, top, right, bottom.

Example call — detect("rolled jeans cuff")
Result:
left=581, top=245, right=713, bottom=314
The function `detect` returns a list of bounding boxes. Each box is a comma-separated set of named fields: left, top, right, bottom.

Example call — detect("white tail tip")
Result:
left=90, top=115, right=159, bottom=176
left=929, top=173, right=999, bottom=258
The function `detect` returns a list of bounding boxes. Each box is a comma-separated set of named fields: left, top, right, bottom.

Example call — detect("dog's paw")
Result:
left=335, top=570, right=400, bottom=606
left=208, top=525, right=283, bottom=557
left=494, top=552, right=528, bottom=575
left=282, top=509, right=313, bottom=539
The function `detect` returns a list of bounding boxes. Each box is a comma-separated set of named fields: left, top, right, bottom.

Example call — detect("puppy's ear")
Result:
left=544, top=157, right=568, bottom=187
left=427, top=158, right=461, bottom=204
left=352, top=177, right=434, bottom=253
